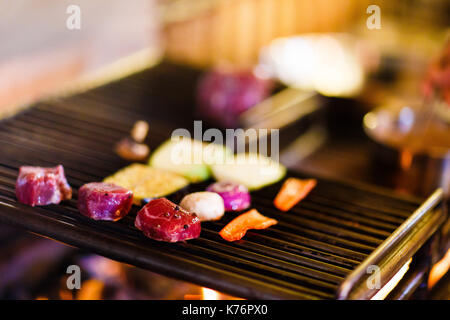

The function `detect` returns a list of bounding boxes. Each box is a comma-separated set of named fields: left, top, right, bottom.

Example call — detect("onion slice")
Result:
left=206, top=181, right=250, bottom=211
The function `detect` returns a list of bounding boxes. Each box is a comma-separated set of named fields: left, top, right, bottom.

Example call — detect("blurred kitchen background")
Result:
left=2, top=0, right=449, bottom=114
left=0, top=0, right=449, bottom=299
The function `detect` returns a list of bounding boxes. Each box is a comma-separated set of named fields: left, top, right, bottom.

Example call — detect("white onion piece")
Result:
left=180, top=192, right=225, bottom=222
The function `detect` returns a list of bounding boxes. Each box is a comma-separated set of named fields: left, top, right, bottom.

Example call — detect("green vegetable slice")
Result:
left=104, top=163, right=189, bottom=205
left=149, top=138, right=231, bottom=182
left=211, top=153, right=286, bottom=190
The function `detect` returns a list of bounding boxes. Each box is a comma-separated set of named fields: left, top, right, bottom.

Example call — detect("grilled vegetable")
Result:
left=77, top=182, right=133, bottom=221
left=149, top=138, right=231, bottom=182
left=135, top=198, right=201, bottom=242
left=180, top=192, right=225, bottom=222
left=130, top=120, right=149, bottom=143
left=206, top=181, right=250, bottom=211
left=114, top=120, right=150, bottom=161
left=16, top=165, right=72, bottom=206
left=103, top=163, right=189, bottom=205
left=211, top=153, right=286, bottom=190
left=115, top=138, right=150, bottom=161
left=273, top=178, right=317, bottom=211
left=219, top=209, right=277, bottom=241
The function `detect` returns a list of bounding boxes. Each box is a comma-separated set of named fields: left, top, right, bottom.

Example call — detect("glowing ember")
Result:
left=183, top=294, right=202, bottom=300
left=201, top=287, right=220, bottom=300
left=77, top=279, right=104, bottom=300
left=428, top=249, right=450, bottom=289
left=184, top=287, right=244, bottom=300
left=59, top=289, right=73, bottom=300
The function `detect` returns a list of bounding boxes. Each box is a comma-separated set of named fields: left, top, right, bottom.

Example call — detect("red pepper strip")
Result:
left=219, top=209, right=277, bottom=241
left=273, top=178, right=317, bottom=211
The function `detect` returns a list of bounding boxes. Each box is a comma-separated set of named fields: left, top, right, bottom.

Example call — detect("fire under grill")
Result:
left=0, top=65, right=446, bottom=299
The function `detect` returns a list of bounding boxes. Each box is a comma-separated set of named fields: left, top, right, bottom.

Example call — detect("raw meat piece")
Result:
left=135, top=198, right=201, bottom=242
left=77, top=182, right=133, bottom=221
left=16, top=165, right=72, bottom=206
left=196, top=69, right=272, bottom=127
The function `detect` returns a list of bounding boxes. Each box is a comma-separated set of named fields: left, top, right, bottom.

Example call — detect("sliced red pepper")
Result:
left=219, top=209, right=277, bottom=241
left=274, top=178, right=317, bottom=211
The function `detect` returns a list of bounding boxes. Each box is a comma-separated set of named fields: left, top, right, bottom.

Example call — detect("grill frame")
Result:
left=0, top=64, right=445, bottom=299
left=337, top=189, right=445, bottom=299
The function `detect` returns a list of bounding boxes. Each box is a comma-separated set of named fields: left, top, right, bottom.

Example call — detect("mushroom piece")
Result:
left=115, top=138, right=150, bottom=161
left=180, top=192, right=225, bottom=222
left=115, top=120, right=150, bottom=161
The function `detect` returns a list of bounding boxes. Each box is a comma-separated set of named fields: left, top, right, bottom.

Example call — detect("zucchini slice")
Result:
left=149, top=138, right=231, bottom=182
left=104, top=163, right=189, bottom=205
left=211, top=153, right=286, bottom=190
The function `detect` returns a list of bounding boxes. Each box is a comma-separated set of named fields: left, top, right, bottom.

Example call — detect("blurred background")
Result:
left=0, top=0, right=449, bottom=299
left=2, top=0, right=449, bottom=113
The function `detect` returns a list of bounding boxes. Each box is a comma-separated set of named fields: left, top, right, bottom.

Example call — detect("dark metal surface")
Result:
left=0, top=63, right=443, bottom=299
left=337, top=189, right=445, bottom=299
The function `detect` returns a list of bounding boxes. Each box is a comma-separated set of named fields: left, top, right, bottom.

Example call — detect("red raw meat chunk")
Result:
left=16, top=165, right=72, bottom=206
left=77, top=182, right=133, bottom=221
left=196, top=69, right=272, bottom=127
left=135, top=198, right=201, bottom=242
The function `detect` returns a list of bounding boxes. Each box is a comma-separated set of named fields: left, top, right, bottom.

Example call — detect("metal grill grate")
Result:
left=0, top=65, right=438, bottom=299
